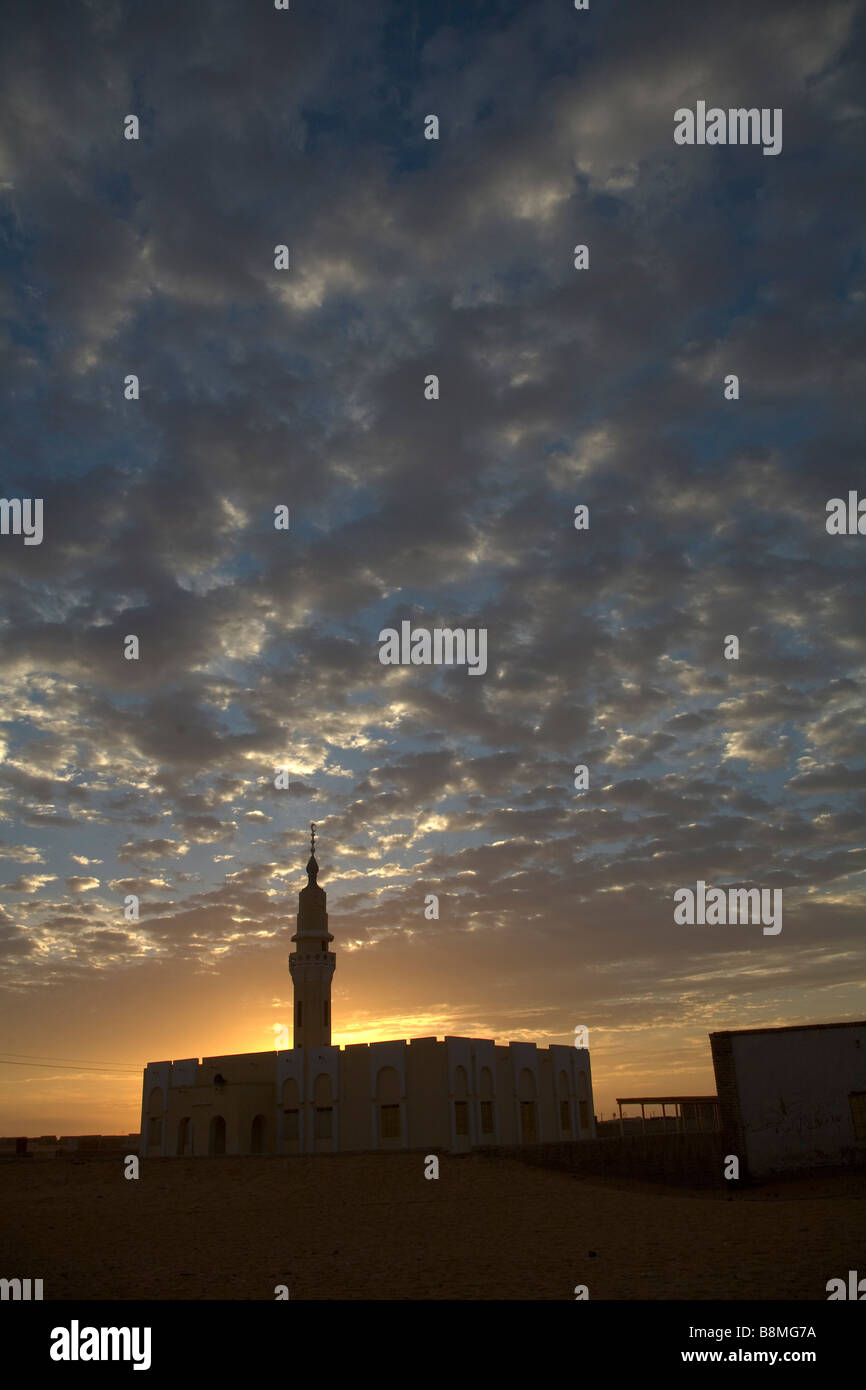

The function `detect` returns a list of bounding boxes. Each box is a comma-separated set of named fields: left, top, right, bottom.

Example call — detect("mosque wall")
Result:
left=141, top=1037, right=595, bottom=1157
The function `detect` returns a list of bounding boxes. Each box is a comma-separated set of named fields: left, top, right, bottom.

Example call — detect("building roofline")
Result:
left=710, top=1020, right=866, bottom=1039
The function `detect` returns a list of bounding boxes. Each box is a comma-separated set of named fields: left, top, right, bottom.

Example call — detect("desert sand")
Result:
left=1, top=1153, right=863, bottom=1300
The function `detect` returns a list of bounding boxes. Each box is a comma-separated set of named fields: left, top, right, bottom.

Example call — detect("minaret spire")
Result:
left=289, top=825, right=334, bottom=1047
left=306, top=821, right=319, bottom=884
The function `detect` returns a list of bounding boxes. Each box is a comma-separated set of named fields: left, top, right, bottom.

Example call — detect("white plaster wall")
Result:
left=471, top=1039, right=498, bottom=1143
left=574, top=1046, right=596, bottom=1139
left=140, top=1061, right=171, bottom=1156
left=370, top=1040, right=408, bottom=1149
left=307, top=1045, right=340, bottom=1153
left=141, top=1038, right=600, bottom=1156
left=732, top=1025, right=866, bottom=1175
left=170, top=1058, right=198, bottom=1087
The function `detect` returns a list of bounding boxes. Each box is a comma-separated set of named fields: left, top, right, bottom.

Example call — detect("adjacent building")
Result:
left=711, top=1020, right=866, bottom=1177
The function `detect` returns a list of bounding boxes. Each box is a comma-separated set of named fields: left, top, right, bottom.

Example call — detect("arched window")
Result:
left=518, top=1067, right=537, bottom=1100
left=251, top=1114, right=267, bottom=1155
left=176, top=1116, right=191, bottom=1156
left=209, top=1114, right=226, bottom=1156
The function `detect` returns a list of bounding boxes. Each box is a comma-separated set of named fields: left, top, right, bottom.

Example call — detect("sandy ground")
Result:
left=1, top=1153, right=863, bottom=1300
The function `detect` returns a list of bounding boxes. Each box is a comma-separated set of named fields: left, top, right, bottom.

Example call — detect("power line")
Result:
left=0, top=1051, right=140, bottom=1071
left=0, top=1061, right=140, bottom=1073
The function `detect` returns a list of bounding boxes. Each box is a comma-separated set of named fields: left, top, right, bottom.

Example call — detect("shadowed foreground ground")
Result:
left=1, top=1153, right=863, bottom=1300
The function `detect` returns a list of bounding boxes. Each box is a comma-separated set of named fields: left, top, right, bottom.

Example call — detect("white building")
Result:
left=141, top=834, right=595, bottom=1157
left=711, top=1021, right=866, bottom=1176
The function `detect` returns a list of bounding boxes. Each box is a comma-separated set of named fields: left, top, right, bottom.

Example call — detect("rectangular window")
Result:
left=455, top=1101, right=469, bottom=1135
left=323, top=1001, right=329, bottom=1027
left=579, top=1101, right=589, bottom=1131
left=560, top=1099, right=571, bottom=1133
left=315, top=1107, right=333, bottom=1139
left=296, top=1001, right=302, bottom=1027
left=284, top=1109, right=299, bottom=1140
left=481, top=1101, right=494, bottom=1134
left=380, top=1104, right=400, bottom=1139
left=147, top=1116, right=161, bottom=1146
left=850, top=1092, right=866, bottom=1140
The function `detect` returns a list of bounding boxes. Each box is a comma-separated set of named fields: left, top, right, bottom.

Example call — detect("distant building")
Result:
left=711, top=1021, right=866, bottom=1177
left=613, top=1095, right=720, bottom=1135
left=0, top=1135, right=139, bottom=1159
left=140, top=834, right=595, bottom=1157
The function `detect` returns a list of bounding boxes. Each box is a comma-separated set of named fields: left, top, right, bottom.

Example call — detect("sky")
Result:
left=0, top=0, right=864, bottom=1136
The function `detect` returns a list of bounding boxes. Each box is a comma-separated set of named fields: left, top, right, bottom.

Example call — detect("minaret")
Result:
left=288, top=823, right=335, bottom=1048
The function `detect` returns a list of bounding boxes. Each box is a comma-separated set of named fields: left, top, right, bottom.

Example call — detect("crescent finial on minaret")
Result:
left=306, top=823, right=319, bottom=883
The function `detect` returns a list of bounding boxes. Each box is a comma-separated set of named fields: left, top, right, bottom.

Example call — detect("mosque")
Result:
left=139, top=830, right=596, bottom=1157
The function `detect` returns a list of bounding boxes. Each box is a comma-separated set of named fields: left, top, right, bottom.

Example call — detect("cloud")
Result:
left=0, top=0, right=863, bottom=1091
left=0, top=842, right=44, bottom=863
left=64, top=876, right=101, bottom=893
left=116, top=839, right=190, bottom=863
left=2, top=873, right=57, bottom=893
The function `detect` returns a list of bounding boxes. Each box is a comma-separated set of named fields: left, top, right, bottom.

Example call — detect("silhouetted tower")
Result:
left=289, top=824, right=335, bottom=1047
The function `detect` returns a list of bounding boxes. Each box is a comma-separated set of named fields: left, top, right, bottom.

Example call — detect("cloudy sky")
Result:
left=1, top=0, right=864, bottom=1135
